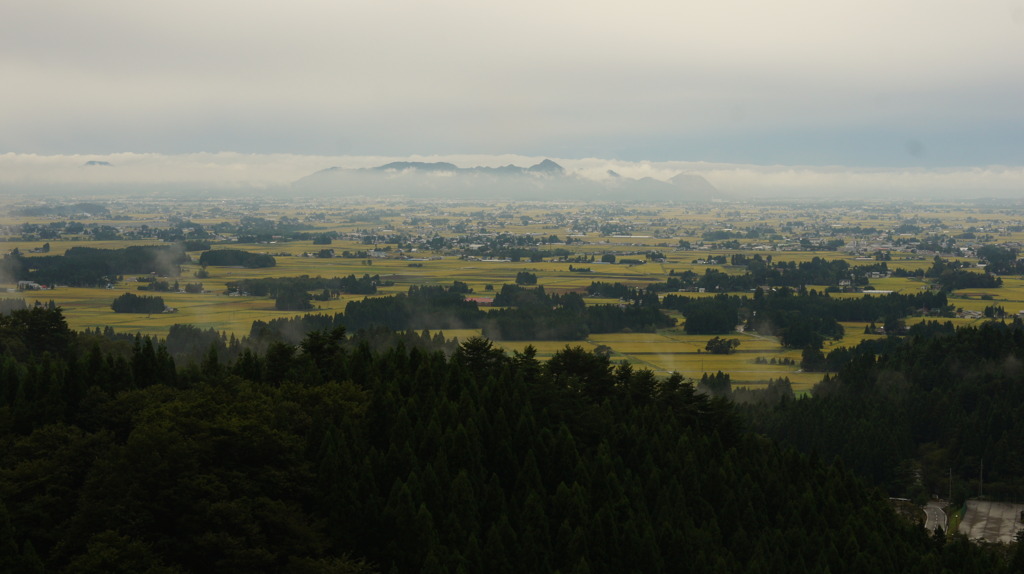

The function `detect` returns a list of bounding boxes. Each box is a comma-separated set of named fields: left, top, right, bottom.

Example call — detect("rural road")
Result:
left=923, top=502, right=947, bottom=532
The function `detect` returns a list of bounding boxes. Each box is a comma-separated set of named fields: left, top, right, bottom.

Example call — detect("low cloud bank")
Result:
left=1, top=152, right=1021, bottom=200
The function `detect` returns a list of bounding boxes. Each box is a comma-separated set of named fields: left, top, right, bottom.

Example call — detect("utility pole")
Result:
left=980, top=459, right=984, bottom=498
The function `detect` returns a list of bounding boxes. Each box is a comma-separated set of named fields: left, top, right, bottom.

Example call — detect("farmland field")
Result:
left=4, top=196, right=1024, bottom=394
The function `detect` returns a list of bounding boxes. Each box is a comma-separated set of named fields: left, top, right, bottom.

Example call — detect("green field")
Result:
left=5, top=197, right=1024, bottom=394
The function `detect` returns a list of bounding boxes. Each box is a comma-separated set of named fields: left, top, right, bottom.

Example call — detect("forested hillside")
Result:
left=0, top=307, right=1020, bottom=572
left=746, top=319, right=1024, bottom=505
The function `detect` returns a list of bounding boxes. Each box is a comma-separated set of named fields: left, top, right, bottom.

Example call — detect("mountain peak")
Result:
left=374, top=161, right=458, bottom=172
left=527, top=159, right=564, bottom=174
left=293, top=158, right=716, bottom=202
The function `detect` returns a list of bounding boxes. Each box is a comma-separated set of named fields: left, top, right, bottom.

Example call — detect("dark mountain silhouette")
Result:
left=527, top=158, right=565, bottom=174
left=294, top=159, right=717, bottom=201
left=374, top=161, right=458, bottom=172
left=670, top=172, right=718, bottom=194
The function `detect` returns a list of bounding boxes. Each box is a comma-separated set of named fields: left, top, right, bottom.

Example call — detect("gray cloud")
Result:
left=1, top=1, right=1022, bottom=166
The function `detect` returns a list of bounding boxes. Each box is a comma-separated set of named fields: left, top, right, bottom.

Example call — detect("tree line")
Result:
left=338, top=283, right=676, bottom=341
left=643, top=252, right=1012, bottom=293
left=198, top=249, right=276, bottom=268
left=1, top=245, right=188, bottom=287
left=660, top=288, right=949, bottom=348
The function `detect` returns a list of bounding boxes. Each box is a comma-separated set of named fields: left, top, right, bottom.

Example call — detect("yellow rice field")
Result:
left=5, top=197, right=1022, bottom=396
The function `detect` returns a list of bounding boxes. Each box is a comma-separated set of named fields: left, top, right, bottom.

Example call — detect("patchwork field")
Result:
left=5, top=196, right=1024, bottom=396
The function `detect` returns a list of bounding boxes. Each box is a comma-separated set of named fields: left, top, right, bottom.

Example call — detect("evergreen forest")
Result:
left=1, top=306, right=1023, bottom=572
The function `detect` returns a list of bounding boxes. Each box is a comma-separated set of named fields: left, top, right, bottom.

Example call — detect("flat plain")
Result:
left=4, top=196, right=1024, bottom=393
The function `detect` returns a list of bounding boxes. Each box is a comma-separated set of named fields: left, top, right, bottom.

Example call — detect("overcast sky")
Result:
left=2, top=1, right=1023, bottom=169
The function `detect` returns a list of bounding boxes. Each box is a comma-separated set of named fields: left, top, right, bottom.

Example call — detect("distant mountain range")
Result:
left=293, top=159, right=718, bottom=201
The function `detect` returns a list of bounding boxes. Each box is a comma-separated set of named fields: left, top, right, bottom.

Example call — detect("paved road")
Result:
left=923, top=502, right=947, bottom=532
left=959, top=500, right=1024, bottom=543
